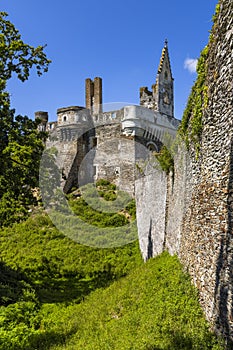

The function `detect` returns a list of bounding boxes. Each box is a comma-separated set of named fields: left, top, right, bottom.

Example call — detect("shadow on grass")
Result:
left=35, top=269, right=116, bottom=304
left=28, top=330, right=221, bottom=350
left=22, top=328, right=77, bottom=350
left=0, top=260, right=34, bottom=306
left=144, top=330, right=221, bottom=350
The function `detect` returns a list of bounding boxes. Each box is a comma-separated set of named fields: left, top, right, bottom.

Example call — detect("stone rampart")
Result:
left=135, top=0, right=233, bottom=343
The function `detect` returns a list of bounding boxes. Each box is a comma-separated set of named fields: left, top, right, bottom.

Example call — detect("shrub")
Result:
left=155, top=146, right=174, bottom=174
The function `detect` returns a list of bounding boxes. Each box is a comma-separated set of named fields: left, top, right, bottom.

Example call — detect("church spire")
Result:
left=153, top=40, right=174, bottom=117
left=157, top=40, right=172, bottom=77
left=139, top=40, right=174, bottom=118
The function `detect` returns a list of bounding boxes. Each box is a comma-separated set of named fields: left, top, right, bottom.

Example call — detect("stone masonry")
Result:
left=37, top=42, right=179, bottom=195
left=135, top=0, right=233, bottom=344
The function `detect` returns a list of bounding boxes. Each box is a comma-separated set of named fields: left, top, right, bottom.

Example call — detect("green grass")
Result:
left=40, top=254, right=223, bottom=350
left=0, top=212, right=141, bottom=304
left=0, top=206, right=142, bottom=350
left=0, top=189, right=224, bottom=349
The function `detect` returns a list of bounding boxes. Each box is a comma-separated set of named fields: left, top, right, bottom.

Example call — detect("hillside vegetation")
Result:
left=0, top=9, right=225, bottom=350
left=0, top=207, right=224, bottom=349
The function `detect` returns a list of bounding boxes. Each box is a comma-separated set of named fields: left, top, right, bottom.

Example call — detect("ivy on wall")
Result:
left=178, top=2, right=220, bottom=157
left=178, top=46, right=209, bottom=156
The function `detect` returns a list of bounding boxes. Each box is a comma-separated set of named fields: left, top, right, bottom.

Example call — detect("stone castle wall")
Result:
left=135, top=160, right=167, bottom=261
left=135, top=0, right=233, bottom=343
left=180, top=0, right=233, bottom=340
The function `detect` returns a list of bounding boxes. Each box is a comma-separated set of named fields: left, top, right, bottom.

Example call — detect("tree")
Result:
left=0, top=12, right=51, bottom=226
left=0, top=12, right=50, bottom=99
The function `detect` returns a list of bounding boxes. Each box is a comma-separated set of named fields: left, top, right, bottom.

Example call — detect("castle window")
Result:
left=147, top=142, right=158, bottom=152
left=90, top=136, right=97, bottom=148
left=115, top=167, right=120, bottom=176
left=63, top=115, right=67, bottom=122
left=164, top=71, right=168, bottom=79
left=92, top=137, right=97, bottom=147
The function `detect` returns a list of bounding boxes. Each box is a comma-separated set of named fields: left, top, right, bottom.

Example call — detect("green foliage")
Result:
left=68, top=182, right=135, bottom=228
left=0, top=261, right=37, bottom=306
left=0, top=212, right=142, bottom=349
left=179, top=45, right=209, bottom=156
left=0, top=215, right=225, bottom=349
left=155, top=145, right=174, bottom=174
left=0, top=12, right=51, bottom=99
left=96, top=179, right=117, bottom=201
left=69, top=196, right=129, bottom=227
left=96, top=179, right=112, bottom=187
left=0, top=212, right=141, bottom=302
left=42, top=253, right=224, bottom=350
left=212, top=3, right=220, bottom=26
left=0, top=301, right=42, bottom=350
left=125, top=200, right=136, bottom=220
left=0, top=12, right=50, bottom=227
left=209, top=3, right=221, bottom=44
left=57, top=184, right=137, bottom=247
left=0, top=115, right=45, bottom=226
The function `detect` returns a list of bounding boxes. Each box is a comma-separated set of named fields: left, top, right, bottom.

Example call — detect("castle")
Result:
left=37, top=0, right=233, bottom=343
left=36, top=41, right=180, bottom=195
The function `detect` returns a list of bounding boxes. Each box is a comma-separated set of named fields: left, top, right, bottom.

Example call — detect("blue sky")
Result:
left=2, top=1, right=217, bottom=121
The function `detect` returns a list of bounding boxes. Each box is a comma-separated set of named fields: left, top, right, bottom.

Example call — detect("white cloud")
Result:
left=184, top=58, right=198, bottom=73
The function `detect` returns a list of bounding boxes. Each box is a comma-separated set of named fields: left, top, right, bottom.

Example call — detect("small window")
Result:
left=92, top=137, right=97, bottom=147
left=147, top=142, right=158, bottom=152
left=164, top=71, right=168, bottom=79
left=115, top=167, right=120, bottom=175
left=63, top=115, right=67, bottom=122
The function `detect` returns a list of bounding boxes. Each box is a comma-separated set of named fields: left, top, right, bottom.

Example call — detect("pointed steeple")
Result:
left=153, top=40, right=174, bottom=117
left=140, top=40, right=174, bottom=118
left=157, top=40, right=172, bottom=74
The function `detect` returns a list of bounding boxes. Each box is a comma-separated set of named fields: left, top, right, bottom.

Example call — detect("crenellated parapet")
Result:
left=37, top=41, right=179, bottom=195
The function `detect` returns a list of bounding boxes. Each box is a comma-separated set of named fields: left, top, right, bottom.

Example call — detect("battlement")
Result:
left=35, top=111, right=49, bottom=132
left=57, top=105, right=92, bottom=126
left=36, top=42, right=179, bottom=194
left=92, top=110, right=122, bottom=125
left=140, top=87, right=152, bottom=97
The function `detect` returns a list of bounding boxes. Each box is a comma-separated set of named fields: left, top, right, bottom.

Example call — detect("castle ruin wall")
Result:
left=135, top=0, right=233, bottom=342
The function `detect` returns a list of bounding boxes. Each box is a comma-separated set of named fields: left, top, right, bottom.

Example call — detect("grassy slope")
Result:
left=0, top=210, right=142, bottom=350
left=0, top=212, right=141, bottom=304
left=48, top=253, right=223, bottom=350
left=0, top=200, right=224, bottom=349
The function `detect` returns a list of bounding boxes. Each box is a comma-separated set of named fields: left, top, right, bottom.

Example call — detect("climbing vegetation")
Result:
left=155, top=145, right=174, bottom=174
left=179, top=45, right=209, bottom=156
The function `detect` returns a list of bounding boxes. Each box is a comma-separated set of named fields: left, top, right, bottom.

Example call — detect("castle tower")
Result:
left=85, top=77, right=103, bottom=115
left=35, top=111, right=48, bottom=131
left=140, top=40, right=174, bottom=118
